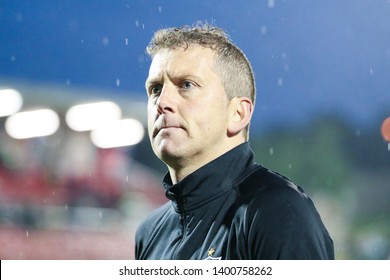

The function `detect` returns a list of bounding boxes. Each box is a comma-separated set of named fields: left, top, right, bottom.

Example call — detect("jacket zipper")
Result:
left=172, top=194, right=187, bottom=259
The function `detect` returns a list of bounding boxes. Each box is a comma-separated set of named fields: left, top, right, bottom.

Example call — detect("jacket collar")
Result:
left=162, top=142, right=256, bottom=212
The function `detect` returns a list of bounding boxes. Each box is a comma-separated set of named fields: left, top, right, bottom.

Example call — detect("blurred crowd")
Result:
left=0, top=126, right=165, bottom=258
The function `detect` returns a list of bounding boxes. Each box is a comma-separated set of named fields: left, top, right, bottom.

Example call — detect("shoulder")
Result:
left=231, top=166, right=334, bottom=259
left=235, top=165, right=311, bottom=209
left=233, top=165, right=328, bottom=240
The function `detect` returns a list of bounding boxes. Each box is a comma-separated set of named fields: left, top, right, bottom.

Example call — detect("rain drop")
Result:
left=260, top=25, right=267, bottom=35
left=268, top=0, right=275, bottom=8
left=102, top=37, right=109, bottom=46
left=116, top=78, right=120, bottom=87
left=355, top=129, right=361, bottom=137
left=269, top=147, right=274, bottom=156
left=125, top=38, right=129, bottom=46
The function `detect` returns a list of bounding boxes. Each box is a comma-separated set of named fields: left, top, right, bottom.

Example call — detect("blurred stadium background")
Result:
left=1, top=0, right=389, bottom=259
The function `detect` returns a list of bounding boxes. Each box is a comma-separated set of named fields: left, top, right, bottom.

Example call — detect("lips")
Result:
left=152, top=116, right=184, bottom=138
left=161, top=125, right=181, bottom=130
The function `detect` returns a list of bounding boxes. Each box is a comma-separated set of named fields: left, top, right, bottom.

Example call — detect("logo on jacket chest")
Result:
left=204, top=247, right=222, bottom=260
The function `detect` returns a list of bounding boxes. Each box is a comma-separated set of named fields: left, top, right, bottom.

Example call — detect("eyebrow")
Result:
left=145, top=77, right=160, bottom=89
left=174, top=74, right=203, bottom=82
left=167, top=74, right=204, bottom=87
left=145, top=74, right=203, bottom=89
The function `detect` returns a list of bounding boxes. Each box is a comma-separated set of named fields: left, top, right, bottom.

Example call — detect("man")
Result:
left=135, top=23, right=334, bottom=260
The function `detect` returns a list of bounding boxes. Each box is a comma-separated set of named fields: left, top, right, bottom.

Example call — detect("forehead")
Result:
left=147, top=46, right=217, bottom=80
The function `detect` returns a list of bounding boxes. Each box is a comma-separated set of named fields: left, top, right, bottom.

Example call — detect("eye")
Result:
left=180, top=80, right=194, bottom=90
left=149, top=84, right=162, bottom=95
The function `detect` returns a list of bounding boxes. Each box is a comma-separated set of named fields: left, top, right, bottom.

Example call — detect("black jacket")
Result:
left=135, top=143, right=334, bottom=259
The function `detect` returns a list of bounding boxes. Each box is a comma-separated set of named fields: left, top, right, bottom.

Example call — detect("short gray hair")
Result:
left=146, top=22, right=256, bottom=138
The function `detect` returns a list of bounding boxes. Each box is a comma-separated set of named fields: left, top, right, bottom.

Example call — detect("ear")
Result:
left=227, top=97, right=253, bottom=137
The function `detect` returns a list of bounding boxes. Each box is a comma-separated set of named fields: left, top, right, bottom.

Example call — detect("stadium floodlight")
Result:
left=66, top=101, right=121, bottom=131
left=5, top=108, right=60, bottom=139
left=0, top=88, right=23, bottom=117
left=90, top=118, right=144, bottom=149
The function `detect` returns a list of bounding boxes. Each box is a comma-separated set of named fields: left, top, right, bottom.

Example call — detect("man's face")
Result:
left=145, top=45, right=232, bottom=169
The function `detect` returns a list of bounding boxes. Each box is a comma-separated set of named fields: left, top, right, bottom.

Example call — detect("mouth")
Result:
left=161, top=125, right=181, bottom=129
left=152, top=124, right=183, bottom=138
left=151, top=115, right=185, bottom=139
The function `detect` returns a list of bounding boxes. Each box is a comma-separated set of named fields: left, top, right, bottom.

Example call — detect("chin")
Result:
left=154, top=144, right=181, bottom=161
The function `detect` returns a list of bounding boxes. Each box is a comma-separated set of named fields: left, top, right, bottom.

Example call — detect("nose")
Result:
left=156, top=84, right=176, bottom=114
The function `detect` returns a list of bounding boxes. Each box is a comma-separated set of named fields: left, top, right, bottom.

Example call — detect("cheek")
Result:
left=194, top=105, right=227, bottom=133
left=147, top=107, right=156, bottom=136
left=186, top=104, right=208, bottom=126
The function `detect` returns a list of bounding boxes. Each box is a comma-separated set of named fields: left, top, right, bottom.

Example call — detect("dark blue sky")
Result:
left=1, top=0, right=389, bottom=134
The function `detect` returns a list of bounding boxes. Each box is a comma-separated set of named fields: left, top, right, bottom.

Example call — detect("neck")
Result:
left=167, top=165, right=196, bottom=185
left=166, top=139, right=246, bottom=184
